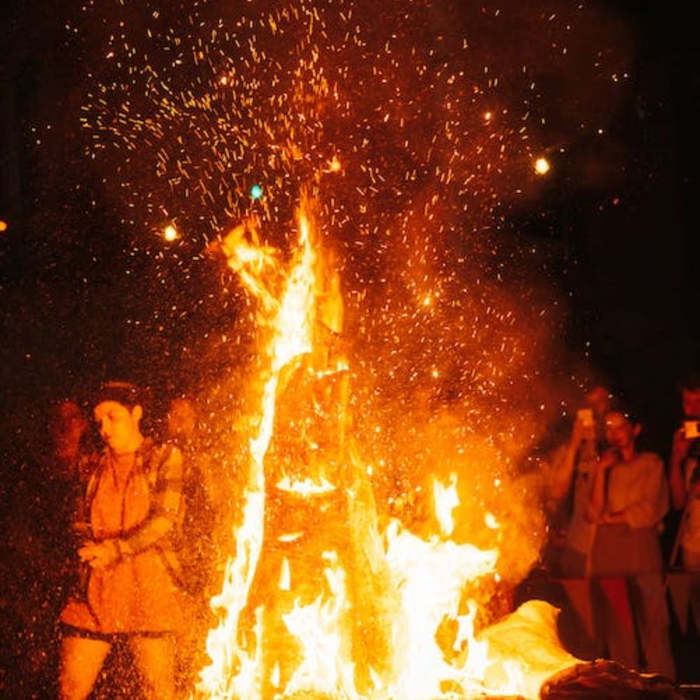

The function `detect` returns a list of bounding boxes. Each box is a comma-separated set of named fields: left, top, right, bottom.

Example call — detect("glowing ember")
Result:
left=534, top=157, right=551, bottom=175
left=162, top=224, right=179, bottom=241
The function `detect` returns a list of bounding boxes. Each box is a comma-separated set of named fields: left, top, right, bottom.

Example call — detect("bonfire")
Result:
left=191, top=195, right=680, bottom=700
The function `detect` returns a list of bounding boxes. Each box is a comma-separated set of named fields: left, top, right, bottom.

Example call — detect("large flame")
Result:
left=197, top=194, right=579, bottom=700
left=197, top=197, right=317, bottom=699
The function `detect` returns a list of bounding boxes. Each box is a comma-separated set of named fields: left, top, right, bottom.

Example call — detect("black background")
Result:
left=1, top=0, right=699, bottom=450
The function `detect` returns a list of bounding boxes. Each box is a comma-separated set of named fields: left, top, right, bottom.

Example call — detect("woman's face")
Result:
left=604, top=411, right=637, bottom=450
left=50, top=401, right=87, bottom=451
left=94, top=400, right=142, bottom=455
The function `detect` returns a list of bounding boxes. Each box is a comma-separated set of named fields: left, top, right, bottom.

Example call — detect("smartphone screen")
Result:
left=577, top=408, right=594, bottom=427
left=685, top=421, right=700, bottom=440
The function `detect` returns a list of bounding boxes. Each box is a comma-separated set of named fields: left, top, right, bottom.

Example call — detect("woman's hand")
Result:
left=671, top=427, right=692, bottom=463
left=570, top=416, right=594, bottom=448
left=78, top=539, right=120, bottom=569
left=600, top=510, right=626, bottom=525
left=598, top=448, right=620, bottom=471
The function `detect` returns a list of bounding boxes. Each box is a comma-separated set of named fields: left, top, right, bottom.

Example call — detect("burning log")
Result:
left=541, top=661, right=682, bottom=700
left=477, top=600, right=683, bottom=700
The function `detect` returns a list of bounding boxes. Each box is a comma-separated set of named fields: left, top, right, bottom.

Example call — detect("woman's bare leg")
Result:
left=59, top=635, right=111, bottom=700
left=130, top=634, right=175, bottom=700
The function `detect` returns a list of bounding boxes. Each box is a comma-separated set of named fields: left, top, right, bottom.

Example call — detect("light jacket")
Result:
left=61, top=439, right=186, bottom=633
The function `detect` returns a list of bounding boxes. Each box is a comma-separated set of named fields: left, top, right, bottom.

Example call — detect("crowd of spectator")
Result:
left=541, top=372, right=700, bottom=681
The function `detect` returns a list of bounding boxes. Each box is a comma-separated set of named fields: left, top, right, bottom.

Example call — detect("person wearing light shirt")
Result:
left=587, top=411, right=674, bottom=680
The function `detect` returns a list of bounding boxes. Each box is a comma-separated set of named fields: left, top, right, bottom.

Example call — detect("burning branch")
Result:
left=197, top=196, right=317, bottom=699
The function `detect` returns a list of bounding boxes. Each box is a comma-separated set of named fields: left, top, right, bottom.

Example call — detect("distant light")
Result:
left=422, top=294, right=432, bottom=307
left=250, top=184, right=263, bottom=199
left=484, top=111, right=493, bottom=122
left=431, top=368, right=439, bottom=378
left=219, top=75, right=228, bottom=85
left=163, top=224, right=179, bottom=242
left=0, top=220, right=7, bottom=233
left=534, top=157, right=551, bottom=175
left=329, top=156, right=341, bottom=172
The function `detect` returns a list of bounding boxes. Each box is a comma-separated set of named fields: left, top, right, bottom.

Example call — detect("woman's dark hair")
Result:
left=94, top=381, right=149, bottom=412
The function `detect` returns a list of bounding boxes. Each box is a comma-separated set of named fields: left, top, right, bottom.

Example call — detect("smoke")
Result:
left=72, top=0, right=637, bottom=586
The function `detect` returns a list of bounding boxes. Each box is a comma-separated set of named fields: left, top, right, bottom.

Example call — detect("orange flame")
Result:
left=197, top=197, right=317, bottom=699
left=433, top=472, right=459, bottom=537
left=196, top=193, right=580, bottom=700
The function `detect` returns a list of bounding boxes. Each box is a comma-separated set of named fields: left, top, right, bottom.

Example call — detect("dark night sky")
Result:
left=1, top=0, right=699, bottom=457
left=2, top=5, right=700, bottom=695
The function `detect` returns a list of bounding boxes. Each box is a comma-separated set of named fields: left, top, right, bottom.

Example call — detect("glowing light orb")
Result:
left=250, top=184, right=263, bottom=199
left=329, top=156, right=341, bottom=172
left=0, top=220, right=7, bottom=233
left=163, top=224, right=179, bottom=241
left=534, top=157, right=551, bottom=175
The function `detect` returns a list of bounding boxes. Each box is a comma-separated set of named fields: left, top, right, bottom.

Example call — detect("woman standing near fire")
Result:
left=58, top=381, right=185, bottom=700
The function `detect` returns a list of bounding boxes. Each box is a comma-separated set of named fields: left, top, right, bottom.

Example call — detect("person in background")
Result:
left=1, top=399, right=92, bottom=696
left=588, top=410, right=675, bottom=679
left=546, top=385, right=612, bottom=578
left=44, top=400, right=94, bottom=661
left=49, top=399, right=92, bottom=483
left=668, top=371, right=700, bottom=628
left=58, top=381, right=185, bottom=700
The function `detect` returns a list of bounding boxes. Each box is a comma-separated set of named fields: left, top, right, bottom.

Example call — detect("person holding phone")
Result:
left=668, top=372, right=700, bottom=636
left=669, top=373, right=700, bottom=560
left=546, top=386, right=611, bottom=578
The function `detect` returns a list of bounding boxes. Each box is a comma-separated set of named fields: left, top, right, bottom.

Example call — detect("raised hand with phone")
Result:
left=544, top=386, right=612, bottom=581
left=669, top=373, right=700, bottom=576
